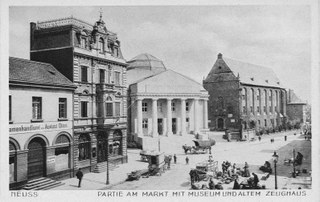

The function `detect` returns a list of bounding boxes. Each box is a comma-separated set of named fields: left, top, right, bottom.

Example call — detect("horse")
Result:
left=182, top=145, right=193, bottom=154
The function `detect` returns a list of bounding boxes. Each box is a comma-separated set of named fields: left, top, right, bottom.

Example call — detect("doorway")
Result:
left=217, top=118, right=224, bottom=130
left=97, top=133, right=108, bottom=163
left=27, top=137, right=46, bottom=179
left=172, top=118, right=177, bottom=134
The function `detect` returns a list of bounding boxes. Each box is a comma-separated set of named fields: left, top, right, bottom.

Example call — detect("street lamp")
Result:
left=272, top=151, right=279, bottom=189
left=292, top=149, right=296, bottom=178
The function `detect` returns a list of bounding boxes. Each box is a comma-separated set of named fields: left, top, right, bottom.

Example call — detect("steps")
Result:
left=21, top=177, right=64, bottom=190
left=93, top=161, right=119, bottom=173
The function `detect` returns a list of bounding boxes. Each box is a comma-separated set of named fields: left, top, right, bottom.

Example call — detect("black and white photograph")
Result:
left=0, top=0, right=319, bottom=202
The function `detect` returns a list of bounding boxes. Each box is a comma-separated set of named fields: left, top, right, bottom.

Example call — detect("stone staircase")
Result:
left=21, top=177, right=64, bottom=190
left=93, top=161, right=119, bottom=173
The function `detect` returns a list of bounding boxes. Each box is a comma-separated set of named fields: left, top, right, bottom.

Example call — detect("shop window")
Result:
left=114, top=72, right=120, bottom=86
left=81, top=66, right=88, bottom=82
left=109, top=130, right=122, bottom=156
left=81, top=101, right=88, bottom=117
left=142, top=102, right=148, bottom=112
left=55, top=135, right=70, bottom=171
left=59, top=98, right=67, bottom=119
left=115, top=102, right=121, bottom=116
left=32, top=97, right=42, bottom=120
left=142, top=119, right=148, bottom=129
left=78, top=134, right=91, bottom=161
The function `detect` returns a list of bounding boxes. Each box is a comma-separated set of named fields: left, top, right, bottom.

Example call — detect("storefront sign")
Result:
left=9, top=121, right=72, bottom=134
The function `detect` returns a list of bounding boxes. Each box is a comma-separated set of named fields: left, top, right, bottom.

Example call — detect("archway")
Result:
left=217, top=118, right=224, bottom=129
left=54, top=134, right=71, bottom=171
left=27, top=137, right=46, bottom=179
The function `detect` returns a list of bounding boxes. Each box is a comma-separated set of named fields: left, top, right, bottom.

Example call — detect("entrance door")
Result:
left=158, top=119, right=163, bottom=135
left=28, top=137, right=46, bottom=179
left=172, top=118, right=177, bottom=134
left=97, top=134, right=108, bottom=163
left=217, top=118, right=224, bottom=129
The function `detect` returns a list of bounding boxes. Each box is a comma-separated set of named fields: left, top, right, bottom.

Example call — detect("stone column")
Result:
left=203, top=99, right=208, bottom=129
left=180, top=98, right=186, bottom=135
left=194, top=98, right=199, bottom=134
left=166, top=98, right=173, bottom=136
left=152, top=98, right=158, bottom=137
left=137, top=98, right=143, bottom=137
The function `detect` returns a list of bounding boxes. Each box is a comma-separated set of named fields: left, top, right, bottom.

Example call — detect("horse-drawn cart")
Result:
left=183, top=139, right=216, bottom=154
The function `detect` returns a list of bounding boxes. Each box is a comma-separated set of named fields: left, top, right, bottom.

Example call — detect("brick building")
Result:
left=29, top=15, right=128, bottom=173
left=9, top=57, right=76, bottom=189
left=286, top=89, right=307, bottom=125
left=203, top=53, right=287, bottom=132
left=127, top=53, right=209, bottom=150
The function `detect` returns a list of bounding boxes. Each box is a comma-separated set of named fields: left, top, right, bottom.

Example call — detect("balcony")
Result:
left=96, top=83, right=116, bottom=94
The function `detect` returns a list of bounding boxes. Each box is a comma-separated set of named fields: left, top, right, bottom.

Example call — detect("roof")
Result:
left=287, top=89, right=306, bottom=104
left=127, top=53, right=167, bottom=85
left=9, top=57, right=75, bottom=89
left=205, top=54, right=283, bottom=88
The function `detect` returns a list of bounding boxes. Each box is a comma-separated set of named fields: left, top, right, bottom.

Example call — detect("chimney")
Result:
left=217, top=53, right=223, bottom=59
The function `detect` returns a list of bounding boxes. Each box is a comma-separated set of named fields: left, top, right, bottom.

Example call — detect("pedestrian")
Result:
left=76, top=168, right=83, bottom=188
left=209, top=178, right=215, bottom=190
left=185, top=156, right=189, bottom=165
left=270, top=138, right=272, bottom=143
left=258, top=136, right=261, bottom=141
left=252, top=172, right=259, bottom=188
left=284, top=135, right=287, bottom=141
left=174, top=154, right=177, bottom=164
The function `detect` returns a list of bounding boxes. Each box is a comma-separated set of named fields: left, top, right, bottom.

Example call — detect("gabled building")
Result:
left=9, top=57, right=76, bottom=189
left=203, top=53, right=287, bottom=132
left=29, top=16, right=128, bottom=173
left=127, top=53, right=209, bottom=150
left=286, top=89, right=307, bottom=125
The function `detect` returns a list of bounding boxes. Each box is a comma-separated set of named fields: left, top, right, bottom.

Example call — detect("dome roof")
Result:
left=127, top=53, right=166, bottom=72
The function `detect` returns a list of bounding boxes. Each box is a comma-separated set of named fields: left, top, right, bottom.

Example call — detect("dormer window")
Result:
left=80, top=37, right=87, bottom=49
left=99, top=38, right=104, bottom=53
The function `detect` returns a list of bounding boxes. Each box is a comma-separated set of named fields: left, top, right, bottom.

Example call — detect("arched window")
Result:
left=251, top=88, right=254, bottom=113
left=264, top=89, right=268, bottom=113
left=242, top=88, right=247, bottom=114
left=257, top=89, right=261, bottom=113
left=78, top=134, right=91, bottom=161
left=275, top=91, right=278, bottom=112
left=109, top=130, right=122, bottom=156
left=55, top=134, right=70, bottom=171
left=269, top=90, right=273, bottom=113
left=99, top=38, right=104, bottom=53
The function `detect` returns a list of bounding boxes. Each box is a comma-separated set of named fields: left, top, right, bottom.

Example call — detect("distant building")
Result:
left=286, top=89, right=307, bottom=125
left=203, top=53, right=287, bottom=132
left=30, top=16, right=128, bottom=173
left=9, top=57, right=76, bottom=189
left=127, top=53, right=209, bottom=150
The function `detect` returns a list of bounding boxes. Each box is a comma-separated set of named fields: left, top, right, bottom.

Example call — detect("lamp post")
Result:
left=272, top=151, right=279, bottom=189
left=292, top=149, right=296, bottom=178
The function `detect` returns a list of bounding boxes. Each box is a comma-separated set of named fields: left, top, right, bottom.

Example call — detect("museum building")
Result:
left=9, top=57, right=76, bottom=189
left=203, top=53, right=287, bottom=131
left=29, top=15, right=128, bottom=173
left=127, top=53, right=209, bottom=150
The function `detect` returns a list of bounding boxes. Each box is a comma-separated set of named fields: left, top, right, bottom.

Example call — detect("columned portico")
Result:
left=166, top=98, right=173, bottom=136
left=180, top=98, right=186, bottom=135
left=136, top=98, right=143, bottom=137
left=152, top=98, right=158, bottom=137
left=194, top=98, right=199, bottom=134
left=203, top=99, right=208, bottom=128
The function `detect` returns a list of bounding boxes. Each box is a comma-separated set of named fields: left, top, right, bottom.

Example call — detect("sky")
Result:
left=9, top=5, right=312, bottom=102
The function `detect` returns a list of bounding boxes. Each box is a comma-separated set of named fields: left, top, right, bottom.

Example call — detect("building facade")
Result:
left=127, top=54, right=209, bottom=150
left=30, top=16, right=128, bottom=173
left=203, top=53, right=287, bottom=132
left=286, top=89, right=307, bottom=125
left=9, top=57, right=76, bottom=189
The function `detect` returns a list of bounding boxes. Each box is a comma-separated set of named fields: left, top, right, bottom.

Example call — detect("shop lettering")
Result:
left=9, top=122, right=69, bottom=133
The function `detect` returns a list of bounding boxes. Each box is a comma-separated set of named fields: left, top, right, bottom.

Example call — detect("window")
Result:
left=186, top=102, right=189, bottom=112
left=171, top=102, right=175, bottom=111
left=106, top=103, right=113, bottom=117
left=81, top=66, right=88, bottom=82
left=114, top=47, right=119, bottom=57
left=269, top=90, right=272, bottom=102
left=264, top=106, right=266, bottom=113
left=157, top=102, right=162, bottom=112
left=274, top=106, right=277, bottom=113
left=9, top=96, right=12, bottom=121
left=243, top=106, right=247, bottom=114
left=109, top=130, right=122, bottom=156
left=142, top=119, right=148, bottom=129
left=257, top=89, right=261, bottom=101
left=59, top=98, right=67, bottom=119
left=218, top=96, right=224, bottom=109
left=55, top=135, right=70, bottom=171
left=32, top=97, right=42, bottom=120
left=264, top=119, right=267, bottom=127
left=78, top=134, right=91, bottom=161
left=142, top=102, right=148, bottom=112
left=100, top=69, right=105, bottom=83
left=81, top=101, right=88, bottom=117
left=115, top=102, right=120, bottom=116
left=250, top=106, right=253, bottom=113
left=99, top=38, right=104, bottom=53
left=80, top=37, right=87, bottom=49
left=107, top=65, right=112, bottom=83
left=114, top=72, right=120, bottom=86
left=257, top=106, right=260, bottom=113
left=251, top=88, right=254, bottom=112
left=258, top=120, right=261, bottom=126
left=269, top=106, right=272, bottom=113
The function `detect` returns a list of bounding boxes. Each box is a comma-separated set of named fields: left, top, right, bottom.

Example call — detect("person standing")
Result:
left=185, top=156, right=189, bottom=165
left=76, top=168, right=84, bottom=188
left=174, top=154, right=177, bottom=164
left=252, top=172, right=259, bottom=188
